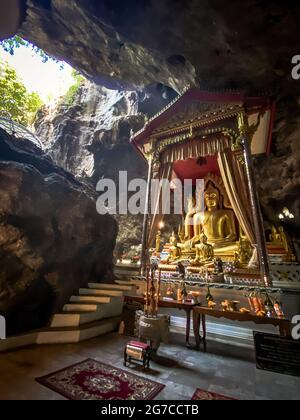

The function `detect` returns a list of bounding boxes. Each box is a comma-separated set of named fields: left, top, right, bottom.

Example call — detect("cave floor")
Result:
left=0, top=332, right=299, bottom=400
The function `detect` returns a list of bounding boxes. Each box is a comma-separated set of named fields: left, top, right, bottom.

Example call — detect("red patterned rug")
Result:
left=192, top=388, right=236, bottom=401
left=36, top=359, right=165, bottom=400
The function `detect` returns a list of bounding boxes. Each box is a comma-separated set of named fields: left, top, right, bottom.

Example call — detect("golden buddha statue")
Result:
left=269, top=226, right=281, bottom=243
left=193, top=182, right=237, bottom=251
left=169, top=231, right=180, bottom=260
left=267, top=225, right=295, bottom=262
left=278, top=226, right=296, bottom=262
left=278, top=226, right=288, bottom=251
left=194, top=233, right=214, bottom=264
left=178, top=175, right=239, bottom=261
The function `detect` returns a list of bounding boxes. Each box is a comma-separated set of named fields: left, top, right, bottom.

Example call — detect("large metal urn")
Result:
left=138, top=314, right=170, bottom=352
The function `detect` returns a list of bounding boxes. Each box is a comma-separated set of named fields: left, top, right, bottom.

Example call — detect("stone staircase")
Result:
left=0, top=279, right=140, bottom=352
left=50, top=282, right=137, bottom=332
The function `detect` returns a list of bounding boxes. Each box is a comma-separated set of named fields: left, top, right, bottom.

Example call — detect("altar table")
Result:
left=193, top=306, right=292, bottom=352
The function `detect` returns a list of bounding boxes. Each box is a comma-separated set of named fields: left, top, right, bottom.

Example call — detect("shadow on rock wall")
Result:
left=0, top=128, right=117, bottom=335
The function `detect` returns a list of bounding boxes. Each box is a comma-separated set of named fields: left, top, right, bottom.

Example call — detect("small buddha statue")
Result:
left=169, top=231, right=179, bottom=260
left=269, top=226, right=281, bottom=243
left=194, top=233, right=214, bottom=264
left=155, top=230, right=162, bottom=254
left=278, top=226, right=289, bottom=252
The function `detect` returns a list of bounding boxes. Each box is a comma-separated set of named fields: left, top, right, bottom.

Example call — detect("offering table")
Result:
left=193, top=306, right=292, bottom=352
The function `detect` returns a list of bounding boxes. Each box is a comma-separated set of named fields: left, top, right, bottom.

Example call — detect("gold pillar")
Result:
left=140, top=145, right=156, bottom=276
left=237, top=113, right=272, bottom=287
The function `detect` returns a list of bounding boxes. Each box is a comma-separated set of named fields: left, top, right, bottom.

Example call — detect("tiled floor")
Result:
left=0, top=332, right=299, bottom=400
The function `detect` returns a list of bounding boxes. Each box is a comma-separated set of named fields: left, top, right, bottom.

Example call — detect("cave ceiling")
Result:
left=19, top=0, right=300, bottom=96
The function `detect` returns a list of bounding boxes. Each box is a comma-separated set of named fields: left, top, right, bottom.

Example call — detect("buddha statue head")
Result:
left=205, top=183, right=221, bottom=211
left=170, top=231, right=177, bottom=245
left=200, top=233, right=208, bottom=244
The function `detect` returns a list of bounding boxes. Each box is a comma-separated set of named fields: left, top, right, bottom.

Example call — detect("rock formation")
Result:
left=20, top=0, right=300, bottom=96
left=0, top=127, right=117, bottom=335
left=35, top=82, right=147, bottom=182
left=35, top=81, right=177, bottom=249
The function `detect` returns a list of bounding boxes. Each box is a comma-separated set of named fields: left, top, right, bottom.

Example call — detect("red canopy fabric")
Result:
left=173, top=156, right=220, bottom=183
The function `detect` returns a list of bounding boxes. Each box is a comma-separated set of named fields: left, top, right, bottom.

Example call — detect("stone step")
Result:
left=63, top=303, right=99, bottom=313
left=40, top=317, right=121, bottom=345
left=70, top=295, right=112, bottom=304
left=51, top=296, right=124, bottom=328
left=79, top=288, right=123, bottom=297
left=0, top=317, right=121, bottom=351
left=89, top=283, right=135, bottom=291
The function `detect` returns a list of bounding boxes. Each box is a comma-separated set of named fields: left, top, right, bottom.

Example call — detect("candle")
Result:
left=177, top=288, right=182, bottom=302
left=156, top=269, right=162, bottom=313
left=146, top=268, right=149, bottom=316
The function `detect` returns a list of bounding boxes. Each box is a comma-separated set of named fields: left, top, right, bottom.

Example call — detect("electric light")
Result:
left=279, top=208, right=294, bottom=221
left=158, top=221, right=165, bottom=230
left=283, top=208, right=290, bottom=217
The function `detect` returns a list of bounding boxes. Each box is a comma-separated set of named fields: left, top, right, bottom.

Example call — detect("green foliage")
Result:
left=0, top=36, right=63, bottom=67
left=0, top=60, right=43, bottom=126
left=63, top=70, right=85, bottom=105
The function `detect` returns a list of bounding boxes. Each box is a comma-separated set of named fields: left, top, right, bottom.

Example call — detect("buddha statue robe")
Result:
left=193, top=183, right=237, bottom=250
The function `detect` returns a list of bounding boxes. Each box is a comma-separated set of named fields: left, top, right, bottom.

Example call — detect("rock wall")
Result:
left=0, top=128, right=117, bottom=335
left=255, top=98, right=300, bottom=258
left=35, top=82, right=177, bottom=249
left=35, top=82, right=147, bottom=181
left=20, top=0, right=300, bottom=96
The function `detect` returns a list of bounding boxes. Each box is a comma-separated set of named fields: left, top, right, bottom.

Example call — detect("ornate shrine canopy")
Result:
left=131, top=88, right=275, bottom=182
left=132, top=88, right=275, bottom=287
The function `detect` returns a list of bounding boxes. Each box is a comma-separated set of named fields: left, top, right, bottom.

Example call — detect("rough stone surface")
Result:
left=35, top=81, right=179, bottom=249
left=20, top=0, right=300, bottom=96
left=0, top=128, right=117, bottom=335
left=35, top=82, right=147, bottom=182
